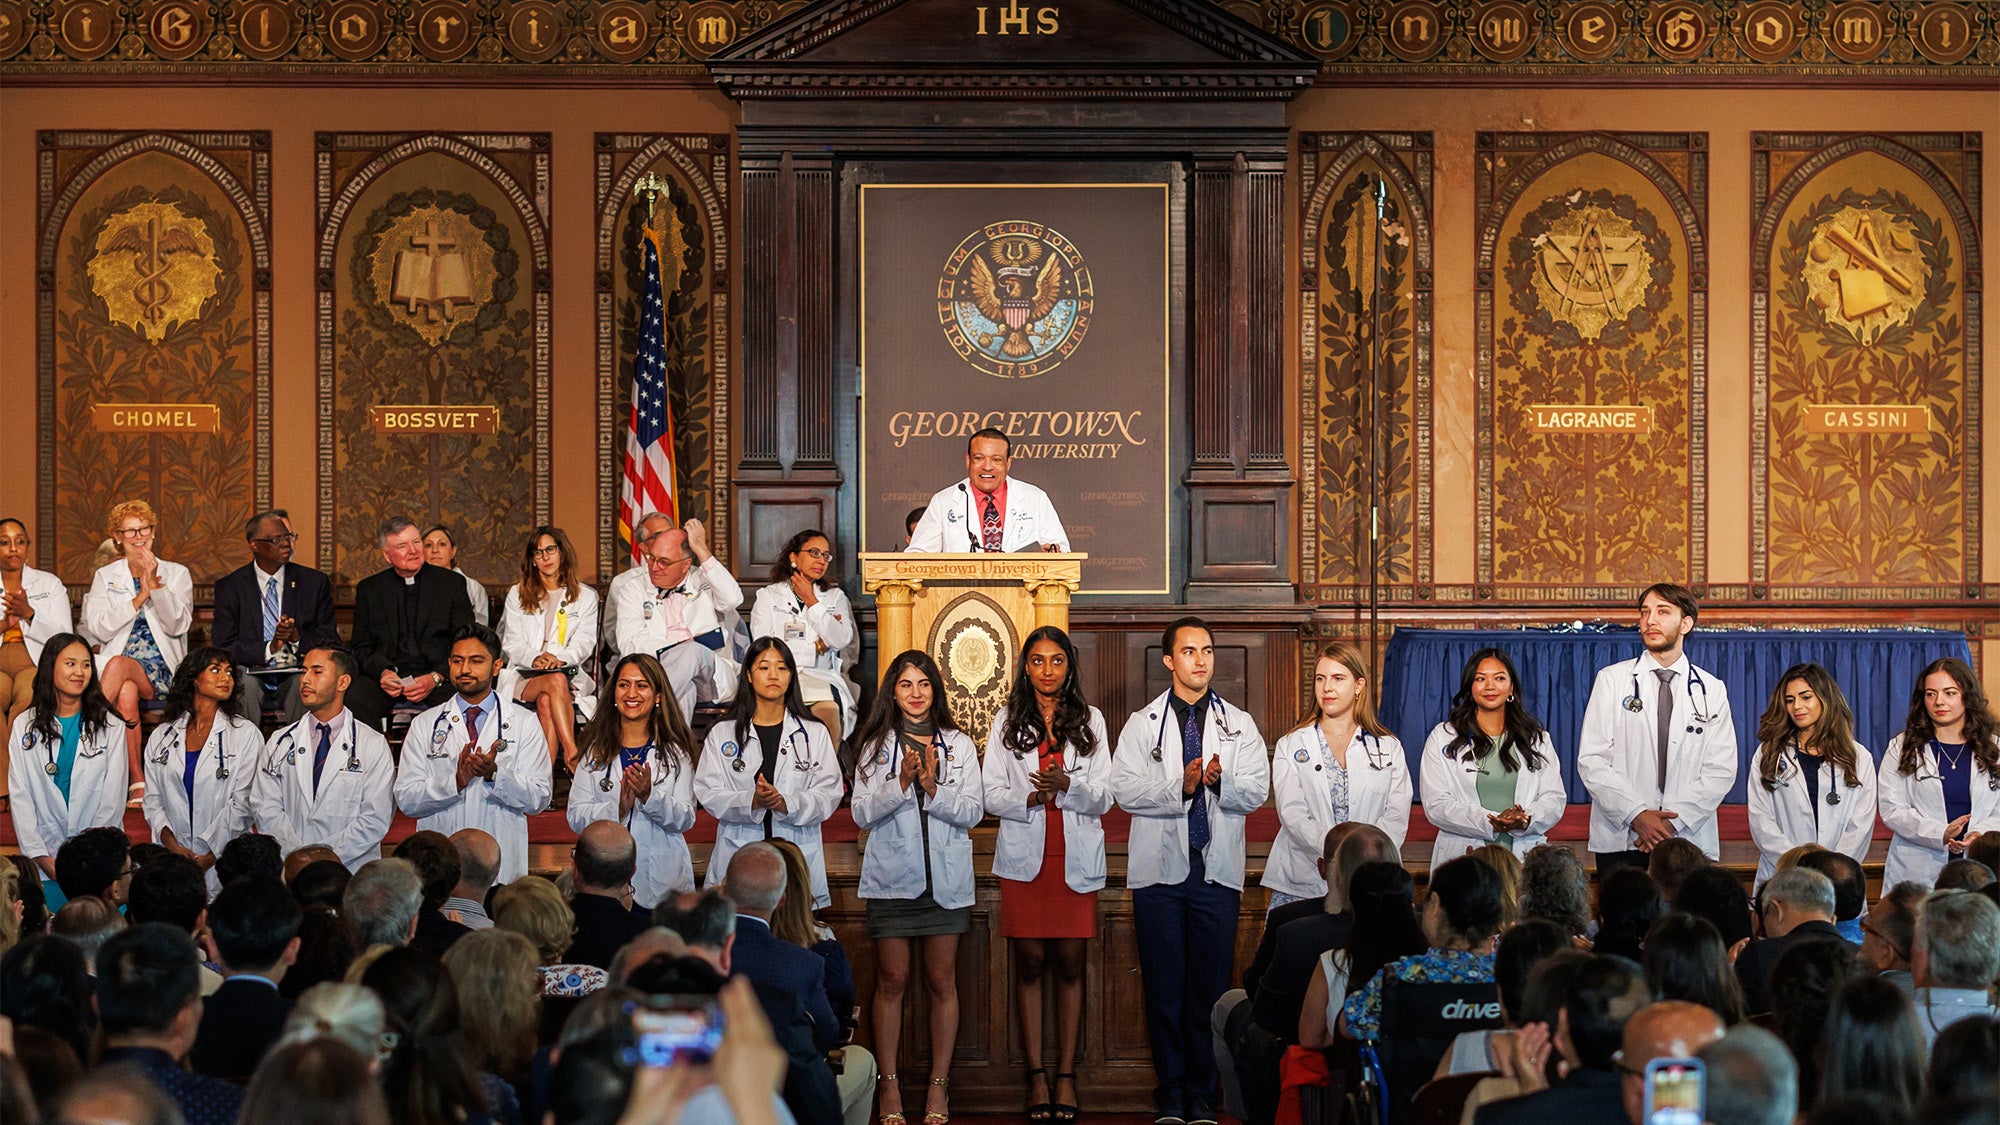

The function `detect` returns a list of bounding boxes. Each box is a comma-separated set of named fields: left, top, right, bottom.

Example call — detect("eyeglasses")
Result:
left=252, top=532, right=299, bottom=545
left=115, top=525, right=155, bottom=538
left=532, top=545, right=562, bottom=558
left=644, top=554, right=686, bottom=569
left=799, top=547, right=833, bottom=560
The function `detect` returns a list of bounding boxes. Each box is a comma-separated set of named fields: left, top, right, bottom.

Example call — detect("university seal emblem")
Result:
left=937, top=220, right=1093, bottom=379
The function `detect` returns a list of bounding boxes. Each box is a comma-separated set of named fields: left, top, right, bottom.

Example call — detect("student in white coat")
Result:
left=1745, top=663, right=1879, bottom=891
left=750, top=529, right=860, bottom=743
left=693, top=637, right=842, bottom=907
left=983, top=626, right=1111, bottom=1124
left=613, top=519, right=743, bottom=722
left=1112, top=617, right=1269, bottom=1125
left=6, top=634, right=130, bottom=894
left=906, top=428, right=1071, bottom=554
left=81, top=500, right=194, bottom=789
left=140, top=647, right=262, bottom=894
left=566, top=652, right=700, bottom=911
left=0, top=518, right=74, bottom=808
left=500, top=525, right=600, bottom=771
left=851, top=648, right=986, bottom=1125
left=250, top=645, right=396, bottom=872
left=394, top=625, right=552, bottom=885
left=1576, top=583, right=1740, bottom=870
left=1267, top=642, right=1411, bottom=907
left=1878, top=657, right=2000, bottom=892
left=1418, top=647, right=1569, bottom=865
left=422, top=525, right=490, bottom=626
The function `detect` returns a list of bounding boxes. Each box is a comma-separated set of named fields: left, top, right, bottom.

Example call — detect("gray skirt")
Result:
left=866, top=891, right=971, bottom=938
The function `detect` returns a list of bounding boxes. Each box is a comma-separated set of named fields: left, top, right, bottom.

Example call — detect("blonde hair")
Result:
left=1467, top=843, right=1524, bottom=926
left=767, top=838, right=818, bottom=948
left=279, top=982, right=390, bottom=1063
left=1293, top=642, right=1390, bottom=738
left=1776, top=842, right=1828, bottom=873
left=492, top=876, right=576, bottom=964
left=441, top=929, right=540, bottom=1077
left=105, top=499, right=157, bottom=550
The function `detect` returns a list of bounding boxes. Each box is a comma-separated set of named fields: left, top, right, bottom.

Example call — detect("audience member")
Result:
left=358, top=945, right=510, bottom=1125
left=214, top=831, right=283, bottom=888
left=237, top=1037, right=391, bottom=1125
left=564, top=821, right=651, bottom=970
left=6, top=855, right=48, bottom=937
left=1642, top=912, right=1746, bottom=1024
left=345, top=516, right=475, bottom=731
left=1674, top=864, right=1756, bottom=952
left=1805, top=1093, right=1912, bottom=1125
left=290, top=859, right=351, bottom=913
left=1911, top=888, right=2000, bottom=1049
left=1737, top=866, right=1842, bottom=1014
left=1438, top=916, right=1570, bottom=1078
left=1646, top=836, right=1709, bottom=906
left=1819, top=975, right=1924, bottom=1115
left=1458, top=948, right=1593, bottom=1122
left=344, top=858, right=424, bottom=950
left=1591, top=866, right=1663, bottom=962
left=1797, top=850, right=1867, bottom=943
left=52, top=1065, right=186, bottom=1125
left=0, top=932, right=95, bottom=1064
left=392, top=830, right=473, bottom=957
left=274, top=980, right=389, bottom=1062
left=1922, top=1013, right=1998, bottom=1103
left=607, top=928, right=688, bottom=987
left=280, top=903, right=362, bottom=1000
left=1936, top=857, right=1997, bottom=892
left=1467, top=843, right=1525, bottom=925
left=54, top=825, right=133, bottom=906
left=1698, top=1025, right=1798, bottom=1125
left=51, top=895, right=125, bottom=972
left=1473, top=954, right=1653, bottom=1123
left=281, top=843, right=341, bottom=886
left=494, top=874, right=606, bottom=997
left=1862, top=881, right=1927, bottom=993
left=1299, top=861, right=1426, bottom=1050
left=192, top=876, right=301, bottom=1081
left=0, top=863, right=20, bottom=957
left=125, top=852, right=220, bottom=995
left=1967, top=831, right=2000, bottom=879
left=8, top=1020, right=85, bottom=1117
left=1520, top=844, right=1591, bottom=939
left=441, top=928, right=541, bottom=1087
left=94, top=923, right=245, bottom=1125
left=1616, top=1000, right=1726, bottom=1125
left=1766, top=938, right=1862, bottom=1100
left=713, top=844, right=844, bottom=1125
left=445, top=828, right=500, bottom=930
left=768, top=834, right=871, bottom=1125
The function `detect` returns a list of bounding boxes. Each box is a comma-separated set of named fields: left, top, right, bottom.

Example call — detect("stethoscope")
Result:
left=1763, top=744, right=1843, bottom=803
left=264, top=718, right=361, bottom=778
left=1148, top=690, right=1241, bottom=763
left=1300, top=723, right=1392, bottom=772
left=1919, top=739, right=2000, bottom=790
left=1624, top=661, right=1718, bottom=730
left=149, top=718, right=233, bottom=780
left=37, top=724, right=108, bottom=777
left=601, top=741, right=680, bottom=792
left=724, top=718, right=813, bottom=774
left=425, top=700, right=509, bottom=763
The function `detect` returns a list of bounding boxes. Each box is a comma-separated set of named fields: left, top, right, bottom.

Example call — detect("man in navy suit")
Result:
left=192, top=877, right=301, bottom=1081
left=565, top=821, right=651, bottom=970
left=210, top=510, right=338, bottom=723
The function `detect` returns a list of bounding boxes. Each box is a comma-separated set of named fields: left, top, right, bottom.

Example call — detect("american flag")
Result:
left=619, top=229, right=680, bottom=559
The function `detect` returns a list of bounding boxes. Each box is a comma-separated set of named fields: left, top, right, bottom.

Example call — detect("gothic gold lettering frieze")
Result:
left=1474, top=1, right=1534, bottom=63
left=593, top=0, right=654, bottom=62
left=1824, top=1, right=1887, bottom=62
left=231, top=0, right=298, bottom=59
left=1384, top=0, right=1443, bottom=61
left=92, top=402, right=222, bottom=433
left=1527, top=404, right=1655, bottom=433
left=1801, top=404, right=1931, bottom=434
left=1561, top=0, right=1624, bottom=61
left=367, top=404, right=500, bottom=433
left=0, top=0, right=25, bottom=57
left=321, top=0, right=386, bottom=60
left=55, top=0, right=119, bottom=59
left=973, top=1, right=1059, bottom=36
left=1646, top=0, right=1711, bottom=62
left=1914, top=2, right=1977, bottom=65
left=1733, top=0, right=1798, bottom=63
left=680, top=1, right=737, bottom=57
left=501, top=0, right=565, bottom=62
left=143, top=0, right=210, bottom=59
left=415, top=0, right=476, bottom=61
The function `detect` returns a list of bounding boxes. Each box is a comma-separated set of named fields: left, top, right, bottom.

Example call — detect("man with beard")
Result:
left=1576, top=583, right=1739, bottom=873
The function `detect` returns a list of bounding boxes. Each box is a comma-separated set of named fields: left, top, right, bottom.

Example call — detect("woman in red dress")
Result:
left=982, top=626, right=1112, bottom=1124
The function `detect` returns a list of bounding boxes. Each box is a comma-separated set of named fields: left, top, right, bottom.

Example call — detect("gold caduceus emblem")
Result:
left=87, top=201, right=223, bottom=344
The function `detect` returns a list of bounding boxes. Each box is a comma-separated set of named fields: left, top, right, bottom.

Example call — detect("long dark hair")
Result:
left=514, top=525, right=580, bottom=614
left=852, top=649, right=957, bottom=782
left=1343, top=861, right=1427, bottom=990
left=26, top=632, right=117, bottom=745
left=577, top=653, right=696, bottom=775
left=1897, top=657, right=2000, bottom=777
left=359, top=947, right=487, bottom=1125
left=767, top=529, right=836, bottom=590
left=728, top=637, right=813, bottom=753
left=1642, top=912, right=1745, bottom=1024
left=159, top=646, right=247, bottom=727
left=1000, top=626, right=1097, bottom=760
left=1757, top=663, right=1862, bottom=789
left=1820, top=975, right=1925, bottom=1113
left=1442, top=647, right=1546, bottom=771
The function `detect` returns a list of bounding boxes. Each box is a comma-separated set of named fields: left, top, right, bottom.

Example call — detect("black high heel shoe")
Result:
left=1025, top=1067, right=1053, bottom=1123
left=1052, top=1072, right=1080, bottom=1124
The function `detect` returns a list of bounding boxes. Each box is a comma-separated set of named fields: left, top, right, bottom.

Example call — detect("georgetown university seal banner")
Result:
left=862, top=183, right=1171, bottom=595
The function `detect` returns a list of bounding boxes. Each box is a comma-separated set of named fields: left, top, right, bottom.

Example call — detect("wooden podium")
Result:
left=858, top=552, right=1085, bottom=735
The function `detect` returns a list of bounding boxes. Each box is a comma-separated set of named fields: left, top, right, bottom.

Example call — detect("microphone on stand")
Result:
left=958, top=483, right=982, bottom=551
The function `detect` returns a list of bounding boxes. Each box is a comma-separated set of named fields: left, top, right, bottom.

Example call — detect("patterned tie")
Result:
left=1184, top=704, right=1211, bottom=852
left=982, top=496, right=1002, bottom=551
left=312, top=722, right=332, bottom=795
left=465, top=704, right=484, bottom=753
left=261, top=574, right=281, bottom=646
left=1654, top=668, right=1676, bottom=791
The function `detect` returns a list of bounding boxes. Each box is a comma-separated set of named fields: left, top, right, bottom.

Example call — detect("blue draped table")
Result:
left=1377, top=627, right=1974, bottom=804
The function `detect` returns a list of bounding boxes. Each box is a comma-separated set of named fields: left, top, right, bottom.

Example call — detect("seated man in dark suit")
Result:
left=393, top=830, right=473, bottom=957
left=565, top=821, right=652, bottom=970
left=96, top=923, right=245, bottom=1125
left=192, top=876, right=302, bottom=1081
left=210, top=509, right=338, bottom=724
left=1474, top=955, right=1652, bottom=1124
left=346, top=515, right=474, bottom=732
left=1735, top=867, right=1843, bottom=1016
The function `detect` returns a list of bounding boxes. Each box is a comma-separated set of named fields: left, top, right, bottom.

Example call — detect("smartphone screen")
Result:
left=626, top=996, right=724, bottom=1067
left=1643, top=1057, right=1705, bottom=1125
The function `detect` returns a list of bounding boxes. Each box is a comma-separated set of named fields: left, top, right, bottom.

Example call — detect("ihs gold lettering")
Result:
left=975, top=2, right=1058, bottom=35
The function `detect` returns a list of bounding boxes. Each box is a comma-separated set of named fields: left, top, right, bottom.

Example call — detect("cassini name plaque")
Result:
left=1802, top=403, right=1930, bottom=434
left=368, top=405, right=499, bottom=434
left=1528, top=404, right=1654, bottom=433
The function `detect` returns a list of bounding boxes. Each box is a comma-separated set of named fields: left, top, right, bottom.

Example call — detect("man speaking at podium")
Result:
left=905, top=427, right=1071, bottom=553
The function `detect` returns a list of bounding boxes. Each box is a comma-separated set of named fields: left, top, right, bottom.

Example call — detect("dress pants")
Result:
left=234, top=668, right=305, bottom=726
left=657, top=641, right=722, bottom=721
left=1132, top=849, right=1240, bottom=1113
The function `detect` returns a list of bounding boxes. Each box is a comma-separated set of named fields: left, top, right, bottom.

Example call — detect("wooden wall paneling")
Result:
left=36, top=129, right=272, bottom=586
left=1749, top=131, right=1983, bottom=602
left=593, top=131, right=734, bottom=577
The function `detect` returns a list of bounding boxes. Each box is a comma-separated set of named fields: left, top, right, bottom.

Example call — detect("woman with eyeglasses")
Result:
left=1879, top=657, right=2000, bottom=892
left=421, top=524, right=490, bottom=627
left=1745, top=663, right=1877, bottom=892
left=750, top=529, right=859, bottom=745
left=0, top=518, right=73, bottom=812
left=499, top=526, right=599, bottom=771
left=6, top=633, right=129, bottom=892
left=80, top=500, right=192, bottom=792
left=1419, top=648, right=1568, bottom=864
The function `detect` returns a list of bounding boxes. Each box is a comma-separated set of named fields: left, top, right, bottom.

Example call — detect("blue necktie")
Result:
left=1184, top=704, right=1210, bottom=852
left=312, top=722, right=332, bottom=795
left=261, top=574, right=281, bottom=646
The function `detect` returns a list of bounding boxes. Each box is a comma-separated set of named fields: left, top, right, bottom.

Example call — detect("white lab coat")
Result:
left=1877, top=733, right=2000, bottom=892
left=567, top=744, right=699, bottom=910
left=456, top=568, right=490, bottom=627
left=1575, top=654, right=1739, bottom=859
left=80, top=557, right=194, bottom=676
left=982, top=708, right=1114, bottom=893
left=141, top=712, right=262, bottom=892
left=749, top=583, right=860, bottom=730
left=250, top=709, right=396, bottom=872
left=1745, top=740, right=1879, bottom=890
left=393, top=696, right=553, bottom=884
left=1111, top=690, right=1270, bottom=892
left=850, top=727, right=986, bottom=909
left=500, top=582, right=601, bottom=705
left=906, top=477, right=1071, bottom=553
left=1265, top=724, right=1412, bottom=899
left=11, top=566, right=74, bottom=663
left=611, top=556, right=743, bottom=697
left=6, top=710, right=129, bottom=861
left=693, top=713, right=842, bottom=908
left=1418, top=724, right=1569, bottom=864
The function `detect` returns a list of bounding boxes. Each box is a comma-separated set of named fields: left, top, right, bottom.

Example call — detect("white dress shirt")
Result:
left=250, top=708, right=396, bottom=872
left=1576, top=652, right=1739, bottom=858
left=393, top=693, right=553, bottom=884
left=906, top=477, right=1070, bottom=553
